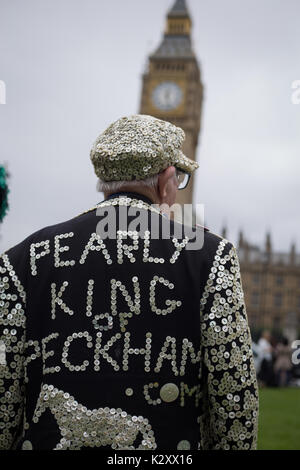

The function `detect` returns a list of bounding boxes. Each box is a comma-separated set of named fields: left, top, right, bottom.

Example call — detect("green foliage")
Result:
left=0, top=166, right=9, bottom=222
left=271, top=327, right=284, bottom=343
left=258, top=387, right=300, bottom=450
left=250, top=325, right=284, bottom=344
left=250, top=326, right=264, bottom=343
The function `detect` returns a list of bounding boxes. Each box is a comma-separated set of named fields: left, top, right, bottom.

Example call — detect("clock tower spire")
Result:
left=166, top=0, right=191, bottom=35
left=139, top=0, right=203, bottom=206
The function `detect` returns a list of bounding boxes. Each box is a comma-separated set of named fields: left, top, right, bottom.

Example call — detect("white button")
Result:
left=22, top=440, right=33, bottom=450
left=159, top=383, right=179, bottom=403
left=177, top=440, right=191, bottom=450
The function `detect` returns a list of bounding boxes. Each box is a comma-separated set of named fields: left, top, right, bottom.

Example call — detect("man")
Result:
left=0, top=114, right=258, bottom=450
left=258, top=330, right=274, bottom=387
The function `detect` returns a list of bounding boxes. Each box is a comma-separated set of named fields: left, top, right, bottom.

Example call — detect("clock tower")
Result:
left=139, top=0, right=203, bottom=206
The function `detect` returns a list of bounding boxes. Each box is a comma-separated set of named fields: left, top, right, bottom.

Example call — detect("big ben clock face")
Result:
left=152, top=81, right=183, bottom=111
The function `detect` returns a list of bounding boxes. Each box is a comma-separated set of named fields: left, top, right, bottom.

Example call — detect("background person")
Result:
left=274, top=337, right=292, bottom=387
left=258, top=330, right=275, bottom=387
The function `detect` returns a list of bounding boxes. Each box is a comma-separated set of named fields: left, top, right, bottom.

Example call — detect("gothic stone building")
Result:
left=232, top=230, right=300, bottom=339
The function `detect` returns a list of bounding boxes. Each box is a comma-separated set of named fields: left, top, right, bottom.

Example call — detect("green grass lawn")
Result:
left=258, top=387, right=300, bottom=450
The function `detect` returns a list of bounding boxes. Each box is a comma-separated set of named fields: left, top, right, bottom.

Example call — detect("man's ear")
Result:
left=158, top=166, right=176, bottom=200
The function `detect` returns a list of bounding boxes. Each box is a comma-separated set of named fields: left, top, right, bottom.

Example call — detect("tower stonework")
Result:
left=139, top=0, right=203, bottom=205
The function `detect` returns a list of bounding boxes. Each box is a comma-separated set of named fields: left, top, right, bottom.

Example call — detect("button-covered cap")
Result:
left=90, top=114, right=199, bottom=182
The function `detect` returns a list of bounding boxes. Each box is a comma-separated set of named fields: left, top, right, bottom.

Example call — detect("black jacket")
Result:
left=0, top=193, right=259, bottom=450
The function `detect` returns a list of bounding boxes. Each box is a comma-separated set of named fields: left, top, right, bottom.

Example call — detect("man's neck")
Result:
left=104, top=187, right=158, bottom=205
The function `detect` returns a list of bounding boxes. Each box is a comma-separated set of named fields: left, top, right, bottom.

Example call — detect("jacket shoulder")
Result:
left=202, top=229, right=236, bottom=255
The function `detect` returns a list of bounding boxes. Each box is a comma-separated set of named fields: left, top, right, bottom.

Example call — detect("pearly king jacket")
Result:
left=0, top=192, right=259, bottom=450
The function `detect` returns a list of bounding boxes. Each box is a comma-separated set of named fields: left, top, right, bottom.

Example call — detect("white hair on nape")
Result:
left=96, top=174, right=159, bottom=194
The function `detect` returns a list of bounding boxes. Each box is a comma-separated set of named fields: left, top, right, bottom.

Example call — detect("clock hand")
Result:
left=164, top=90, right=171, bottom=105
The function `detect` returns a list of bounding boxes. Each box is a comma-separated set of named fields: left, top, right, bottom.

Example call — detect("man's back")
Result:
left=0, top=194, right=259, bottom=450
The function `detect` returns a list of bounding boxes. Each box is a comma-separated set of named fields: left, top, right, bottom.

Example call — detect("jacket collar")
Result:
left=103, top=191, right=154, bottom=207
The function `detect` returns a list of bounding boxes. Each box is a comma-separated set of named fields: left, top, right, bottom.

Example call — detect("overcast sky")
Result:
left=0, top=0, right=299, bottom=254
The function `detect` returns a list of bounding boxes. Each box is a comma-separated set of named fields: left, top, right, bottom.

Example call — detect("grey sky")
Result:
left=0, top=0, right=299, bottom=254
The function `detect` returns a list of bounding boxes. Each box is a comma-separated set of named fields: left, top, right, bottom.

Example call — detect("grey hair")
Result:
left=96, top=174, right=159, bottom=194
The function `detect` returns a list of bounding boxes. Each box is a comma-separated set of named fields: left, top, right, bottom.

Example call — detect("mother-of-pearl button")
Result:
left=177, top=440, right=191, bottom=450
left=22, top=440, right=33, bottom=450
left=159, top=383, right=179, bottom=402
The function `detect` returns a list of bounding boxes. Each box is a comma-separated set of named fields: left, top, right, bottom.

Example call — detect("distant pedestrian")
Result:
left=274, top=337, right=292, bottom=387
left=258, top=330, right=274, bottom=386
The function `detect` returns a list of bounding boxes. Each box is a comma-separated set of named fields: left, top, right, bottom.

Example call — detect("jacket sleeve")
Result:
left=199, top=238, right=259, bottom=450
left=0, top=253, right=26, bottom=449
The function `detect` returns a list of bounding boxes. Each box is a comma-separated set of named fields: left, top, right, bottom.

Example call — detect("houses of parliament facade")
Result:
left=139, top=0, right=300, bottom=337
left=223, top=229, right=300, bottom=337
